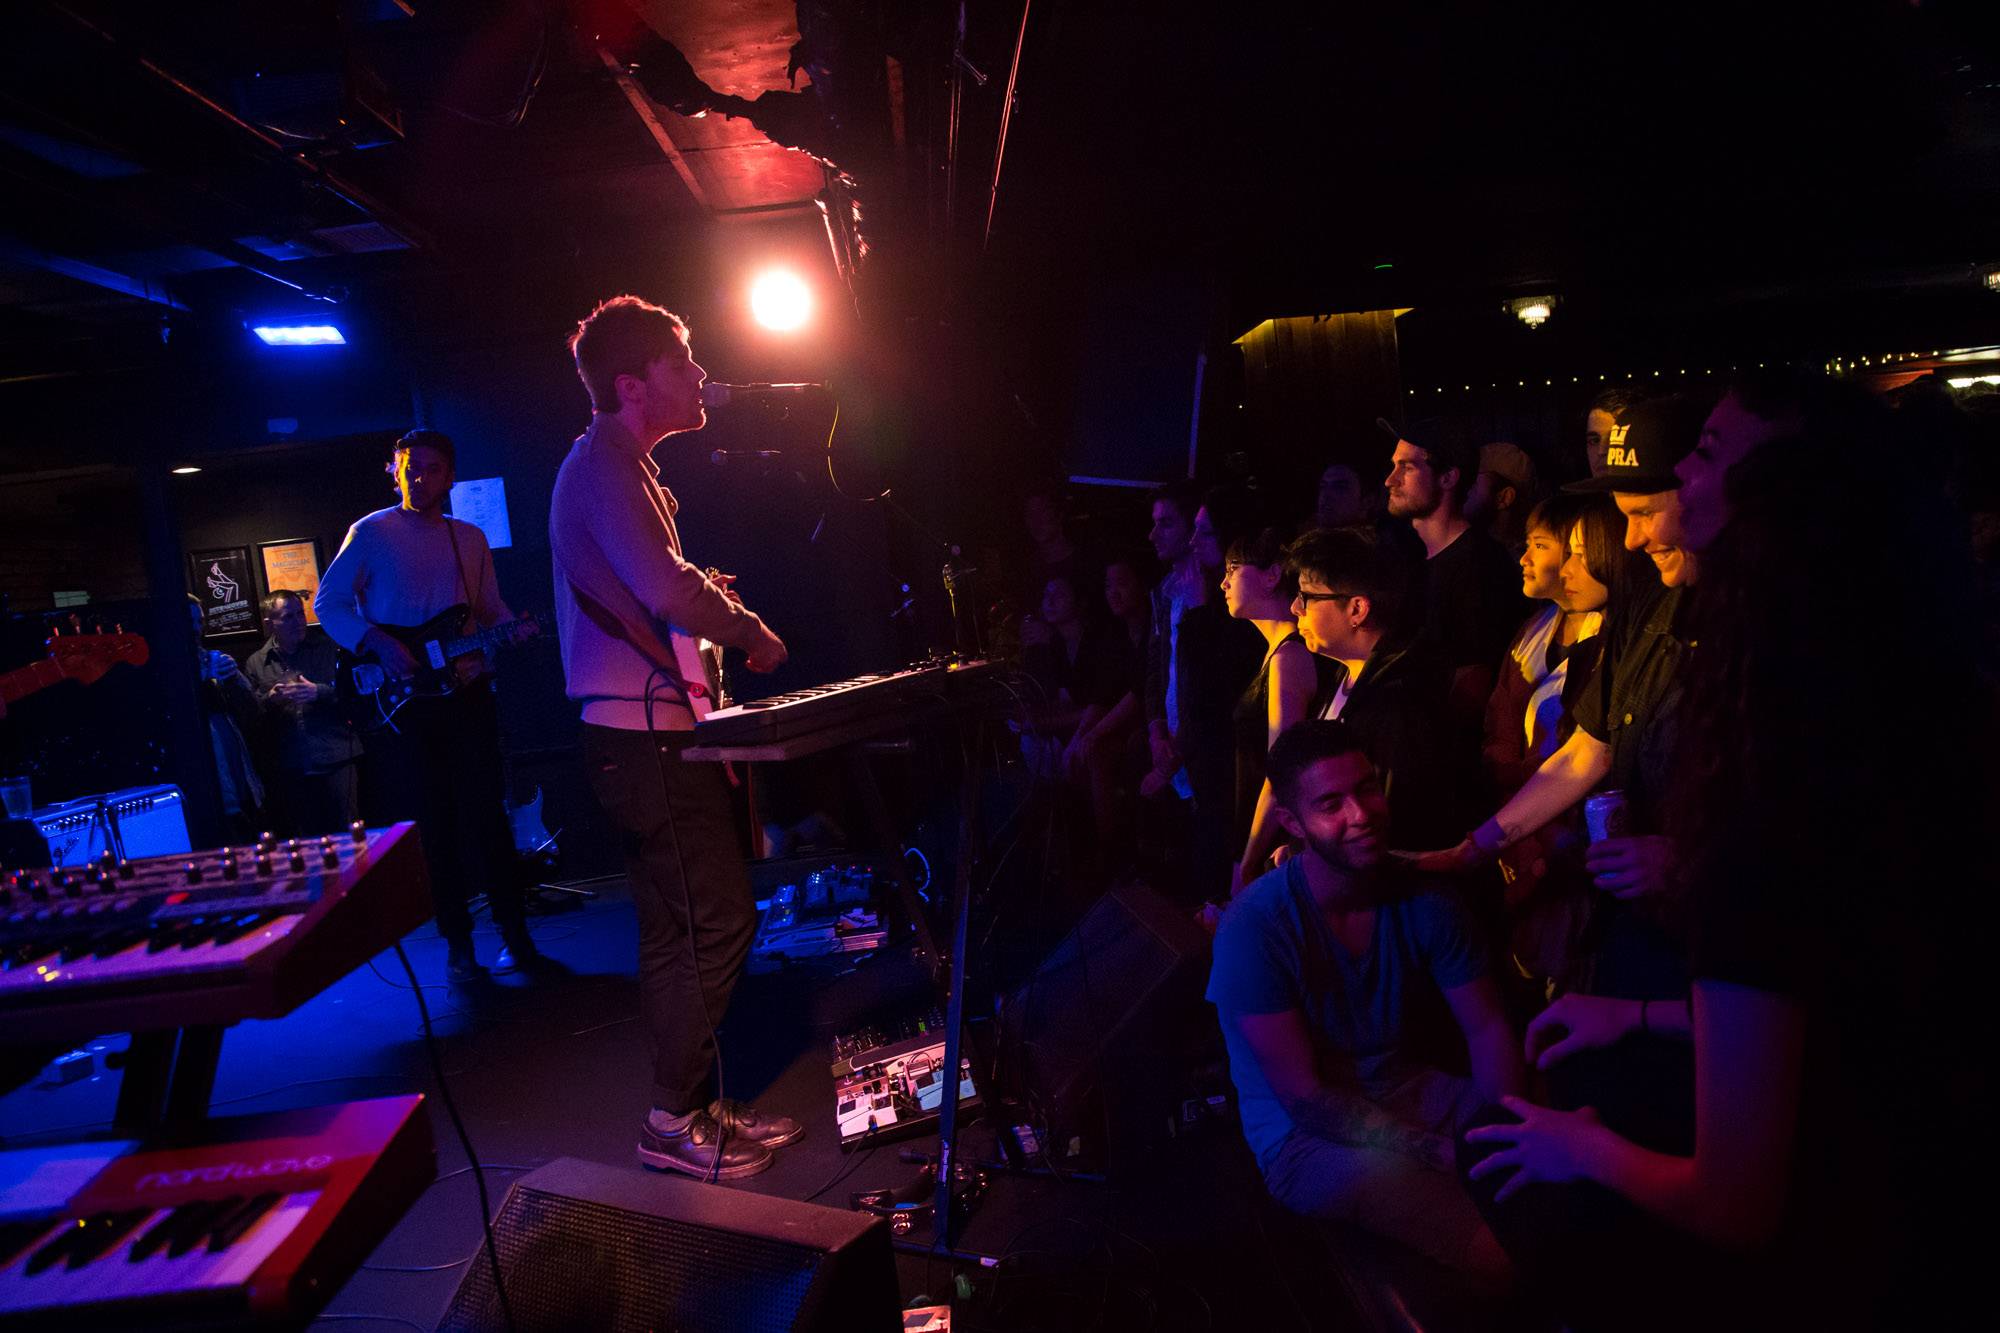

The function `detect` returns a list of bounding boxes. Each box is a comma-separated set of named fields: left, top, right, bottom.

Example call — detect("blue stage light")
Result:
left=252, top=323, right=347, bottom=346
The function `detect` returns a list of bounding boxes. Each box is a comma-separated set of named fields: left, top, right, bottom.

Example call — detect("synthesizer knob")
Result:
left=117, top=859, right=135, bottom=880
left=255, top=853, right=273, bottom=876
left=183, top=861, right=202, bottom=884
left=349, top=820, right=367, bottom=845
left=57, top=873, right=80, bottom=898
left=259, top=830, right=278, bottom=851
left=320, top=843, right=340, bottom=869
left=221, top=854, right=240, bottom=880
left=28, top=878, right=48, bottom=902
left=288, top=849, right=307, bottom=872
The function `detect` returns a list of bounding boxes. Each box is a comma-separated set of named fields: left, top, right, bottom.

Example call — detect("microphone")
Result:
left=710, top=449, right=784, bottom=466
left=701, top=381, right=826, bottom=409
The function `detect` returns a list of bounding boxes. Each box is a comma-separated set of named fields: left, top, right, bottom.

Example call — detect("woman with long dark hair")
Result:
left=1465, top=389, right=1989, bottom=1328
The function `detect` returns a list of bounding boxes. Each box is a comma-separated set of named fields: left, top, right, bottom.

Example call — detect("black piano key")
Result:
left=64, top=1208, right=151, bottom=1268
left=0, top=1216, right=57, bottom=1269
left=205, top=1192, right=281, bottom=1252
left=25, top=1209, right=149, bottom=1274
left=135, top=1197, right=234, bottom=1262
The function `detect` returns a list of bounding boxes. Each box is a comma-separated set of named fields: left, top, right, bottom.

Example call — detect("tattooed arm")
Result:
left=1235, top=1008, right=1455, bottom=1173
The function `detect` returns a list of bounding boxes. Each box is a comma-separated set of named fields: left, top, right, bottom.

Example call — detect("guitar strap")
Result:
left=442, top=517, right=476, bottom=632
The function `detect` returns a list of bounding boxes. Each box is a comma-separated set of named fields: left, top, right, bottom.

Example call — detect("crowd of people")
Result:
left=1005, top=373, right=1994, bottom=1328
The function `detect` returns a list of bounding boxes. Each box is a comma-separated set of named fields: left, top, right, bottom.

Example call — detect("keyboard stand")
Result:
left=114, top=1022, right=225, bottom=1130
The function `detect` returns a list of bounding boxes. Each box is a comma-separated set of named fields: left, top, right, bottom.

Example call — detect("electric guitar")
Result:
left=335, top=605, right=540, bottom=730
left=0, top=630, right=150, bottom=709
left=666, top=565, right=736, bottom=721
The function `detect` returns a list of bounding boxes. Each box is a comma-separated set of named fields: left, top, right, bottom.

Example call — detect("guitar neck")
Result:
left=0, top=659, right=65, bottom=705
left=433, top=622, right=510, bottom=659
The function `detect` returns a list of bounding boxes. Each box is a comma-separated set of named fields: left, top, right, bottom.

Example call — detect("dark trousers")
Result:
left=272, top=761, right=361, bottom=838
left=367, top=684, right=524, bottom=947
left=581, top=724, right=757, bottom=1116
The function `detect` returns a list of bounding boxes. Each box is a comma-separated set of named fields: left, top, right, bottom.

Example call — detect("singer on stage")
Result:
left=550, top=295, right=800, bottom=1179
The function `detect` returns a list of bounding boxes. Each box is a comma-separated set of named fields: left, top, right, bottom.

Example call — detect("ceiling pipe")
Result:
left=48, top=2, right=436, bottom=255
left=0, top=233, right=189, bottom=310
left=0, top=140, right=347, bottom=305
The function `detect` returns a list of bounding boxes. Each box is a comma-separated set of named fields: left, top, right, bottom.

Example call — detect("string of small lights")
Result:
left=1399, top=346, right=2000, bottom=397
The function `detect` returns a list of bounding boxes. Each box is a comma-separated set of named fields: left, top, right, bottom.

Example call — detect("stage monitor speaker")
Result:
left=437, top=1157, right=900, bottom=1333
left=1000, top=881, right=1213, bottom=1172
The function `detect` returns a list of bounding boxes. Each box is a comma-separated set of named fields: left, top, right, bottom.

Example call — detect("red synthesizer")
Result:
left=0, top=1095, right=434, bottom=1330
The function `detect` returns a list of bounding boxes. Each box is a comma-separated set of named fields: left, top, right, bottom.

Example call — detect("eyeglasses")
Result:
left=1293, top=589, right=1357, bottom=606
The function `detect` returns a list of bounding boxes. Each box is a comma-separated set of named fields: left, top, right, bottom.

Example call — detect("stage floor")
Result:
left=1, top=881, right=1331, bottom=1332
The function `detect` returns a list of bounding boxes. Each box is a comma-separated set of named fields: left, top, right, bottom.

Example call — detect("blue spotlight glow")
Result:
left=252, top=323, right=347, bottom=346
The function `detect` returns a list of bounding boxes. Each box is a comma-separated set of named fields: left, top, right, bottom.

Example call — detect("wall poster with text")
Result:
left=259, top=538, right=325, bottom=624
left=189, top=546, right=258, bottom=638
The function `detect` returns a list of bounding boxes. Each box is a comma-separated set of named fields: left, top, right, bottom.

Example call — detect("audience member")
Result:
left=1062, top=552, right=1154, bottom=857
left=1220, top=525, right=1338, bottom=898
left=1018, top=571, right=1126, bottom=774
left=1314, top=461, right=1367, bottom=530
left=1463, top=388, right=1984, bottom=1331
left=1465, top=441, right=1539, bottom=556
left=1019, top=486, right=1100, bottom=615
left=1423, top=396, right=1712, bottom=999
left=1164, top=489, right=1268, bottom=895
left=1582, top=387, right=1647, bottom=479
left=1143, top=480, right=1202, bottom=801
left=1481, top=493, right=1599, bottom=798
left=1207, top=720, right=1523, bottom=1287
left=1380, top=417, right=1528, bottom=725
left=243, top=589, right=363, bottom=836
left=1288, top=526, right=1464, bottom=847
left=188, top=594, right=265, bottom=842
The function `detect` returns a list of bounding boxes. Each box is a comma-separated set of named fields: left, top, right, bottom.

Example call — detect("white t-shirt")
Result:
left=313, top=506, right=511, bottom=651
left=1505, top=603, right=1601, bottom=760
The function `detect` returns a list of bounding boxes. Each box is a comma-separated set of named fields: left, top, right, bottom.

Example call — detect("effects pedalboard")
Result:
left=830, top=1007, right=980, bottom=1151
left=749, top=862, right=888, bottom=968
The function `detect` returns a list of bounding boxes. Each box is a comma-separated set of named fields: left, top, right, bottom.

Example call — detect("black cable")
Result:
left=394, top=942, right=517, bottom=1333
left=644, top=667, right=727, bottom=1182
left=802, top=1142, right=879, bottom=1203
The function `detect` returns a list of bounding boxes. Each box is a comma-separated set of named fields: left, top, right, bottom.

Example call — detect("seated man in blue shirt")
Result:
left=1207, top=719, right=1522, bottom=1286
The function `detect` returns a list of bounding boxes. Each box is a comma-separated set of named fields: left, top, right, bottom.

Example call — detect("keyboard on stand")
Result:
left=0, top=1095, right=433, bottom=1330
left=686, top=658, right=1007, bottom=759
left=0, top=823, right=430, bottom=1046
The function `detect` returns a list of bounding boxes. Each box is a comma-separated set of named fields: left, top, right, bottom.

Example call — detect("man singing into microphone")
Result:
left=551, top=294, right=798, bottom=1179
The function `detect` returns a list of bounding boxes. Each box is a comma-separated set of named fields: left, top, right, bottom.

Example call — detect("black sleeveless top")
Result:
left=1230, top=632, right=1340, bottom=847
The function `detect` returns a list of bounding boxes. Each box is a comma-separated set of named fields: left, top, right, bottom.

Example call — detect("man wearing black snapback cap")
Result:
left=1421, top=396, right=1710, bottom=997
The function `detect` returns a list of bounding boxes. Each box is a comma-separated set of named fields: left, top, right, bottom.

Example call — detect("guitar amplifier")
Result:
left=30, top=784, right=192, bottom=867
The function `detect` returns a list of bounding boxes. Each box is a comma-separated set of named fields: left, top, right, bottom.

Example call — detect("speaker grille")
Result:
left=441, top=1184, right=845, bottom=1332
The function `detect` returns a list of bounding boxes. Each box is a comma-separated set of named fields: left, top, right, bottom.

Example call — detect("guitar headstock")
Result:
left=44, top=630, right=150, bottom=685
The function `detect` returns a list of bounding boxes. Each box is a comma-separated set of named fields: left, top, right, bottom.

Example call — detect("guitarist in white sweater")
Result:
left=315, top=429, right=548, bottom=984
left=551, top=294, right=795, bottom=1181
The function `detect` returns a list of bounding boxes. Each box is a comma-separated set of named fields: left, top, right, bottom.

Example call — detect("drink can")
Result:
left=1584, top=790, right=1630, bottom=845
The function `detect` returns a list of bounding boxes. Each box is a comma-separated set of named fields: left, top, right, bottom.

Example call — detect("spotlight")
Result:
left=1508, top=296, right=1557, bottom=329
left=171, top=466, right=202, bottom=475
left=252, top=323, right=346, bottom=346
left=749, top=270, right=812, bottom=332
left=1983, top=269, right=2000, bottom=294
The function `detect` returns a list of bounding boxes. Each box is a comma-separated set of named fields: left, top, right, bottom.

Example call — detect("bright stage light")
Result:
left=252, top=323, right=346, bottom=346
left=749, top=270, right=812, bottom=332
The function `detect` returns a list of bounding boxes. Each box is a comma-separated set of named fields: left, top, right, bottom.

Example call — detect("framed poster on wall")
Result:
left=188, top=546, right=258, bottom=638
left=259, top=538, right=325, bottom=624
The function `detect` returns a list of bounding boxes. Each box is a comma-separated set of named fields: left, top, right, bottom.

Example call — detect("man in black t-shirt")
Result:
left=1379, top=417, right=1527, bottom=728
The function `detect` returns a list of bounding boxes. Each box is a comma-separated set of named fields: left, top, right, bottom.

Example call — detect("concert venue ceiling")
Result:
left=1, top=1, right=1999, bottom=445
